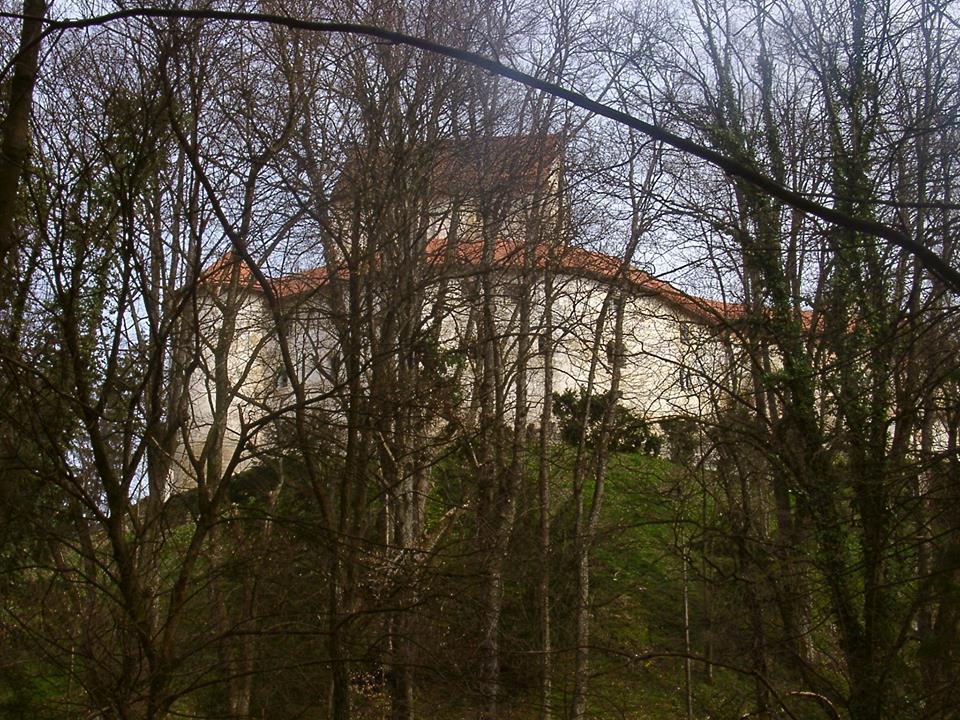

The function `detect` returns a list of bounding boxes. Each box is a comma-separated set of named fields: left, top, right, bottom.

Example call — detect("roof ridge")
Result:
left=199, top=241, right=746, bottom=323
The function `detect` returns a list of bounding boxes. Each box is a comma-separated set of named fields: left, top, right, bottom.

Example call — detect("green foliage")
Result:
left=553, top=389, right=662, bottom=455
left=0, top=662, right=70, bottom=720
left=658, top=417, right=699, bottom=465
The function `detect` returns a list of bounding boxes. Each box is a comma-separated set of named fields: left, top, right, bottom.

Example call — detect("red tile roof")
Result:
left=422, top=234, right=745, bottom=322
left=199, top=251, right=257, bottom=286
left=200, top=240, right=745, bottom=324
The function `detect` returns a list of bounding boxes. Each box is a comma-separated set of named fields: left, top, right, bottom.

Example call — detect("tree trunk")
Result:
left=537, top=266, right=555, bottom=720
left=0, top=0, right=46, bottom=279
left=571, top=295, right=623, bottom=720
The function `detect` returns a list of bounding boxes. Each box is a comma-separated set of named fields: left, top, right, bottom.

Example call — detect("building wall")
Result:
left=174, top=284, right=277, bottom=491
left=179, top=262, right=738, bottom=489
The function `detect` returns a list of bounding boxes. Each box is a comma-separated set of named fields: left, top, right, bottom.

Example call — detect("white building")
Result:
left=177, top=137, right=744, bottom=484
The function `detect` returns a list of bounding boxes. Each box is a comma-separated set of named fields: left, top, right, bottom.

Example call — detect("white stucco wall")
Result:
left=174, top=285, right=275, bottom=490
left=180, top=255, right=740, bottom=488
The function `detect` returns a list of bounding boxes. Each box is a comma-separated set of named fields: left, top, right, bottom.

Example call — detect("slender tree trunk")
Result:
left=571, top=503, right=591, bottom=720
left=328, top=551, right=351, bottom=720
left=571, top=296, right=623, bottom=720
left=387, top=610, right=415, bottom=720
left=0, top=0, right=46, bottom=281
left=682, top=552, right=693, bottom=720
left=537, top=266, right=555, bottom=720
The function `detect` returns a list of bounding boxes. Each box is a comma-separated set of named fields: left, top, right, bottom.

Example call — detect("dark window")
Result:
left=503, top=283, right=526, bottom=301
left=538, top=333, right=550, bottom=354
left=680, top=322, right=691, bottom=344
left=606, top=340, right=625, bottom=364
